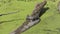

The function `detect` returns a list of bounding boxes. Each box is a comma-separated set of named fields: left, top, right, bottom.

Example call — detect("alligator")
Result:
left=10, top=0, right=47, bottom=34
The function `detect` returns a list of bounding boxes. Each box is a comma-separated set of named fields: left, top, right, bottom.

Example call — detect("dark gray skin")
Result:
left=26, top=0, right=47, bottom=21
left=10, top=19, right=40, bottom=34
left=26, top=14, right=39, bottom=21
left=10, top=0, right=47, bottom=34
left=31, top=0, right=47, bottom=16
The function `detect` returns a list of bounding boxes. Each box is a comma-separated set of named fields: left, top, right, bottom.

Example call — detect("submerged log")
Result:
left=10, top=0, right=47, bottom=34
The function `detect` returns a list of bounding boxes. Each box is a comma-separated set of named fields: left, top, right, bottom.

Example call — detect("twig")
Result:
left=0, top=11, right=20, bottom=16
left=0, top=18, right=24, bottom=24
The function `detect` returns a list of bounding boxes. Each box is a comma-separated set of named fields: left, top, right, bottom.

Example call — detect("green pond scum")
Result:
left=0, top=0, right=60, bottom=34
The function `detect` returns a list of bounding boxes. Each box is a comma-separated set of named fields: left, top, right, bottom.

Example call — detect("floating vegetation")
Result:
left=8, top=0, right=11, bottom=3
left=17, top=0, right=36, bottom=2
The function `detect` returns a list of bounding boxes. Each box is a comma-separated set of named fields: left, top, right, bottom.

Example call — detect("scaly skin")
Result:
left=10, top=0, right=47, bottom=34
